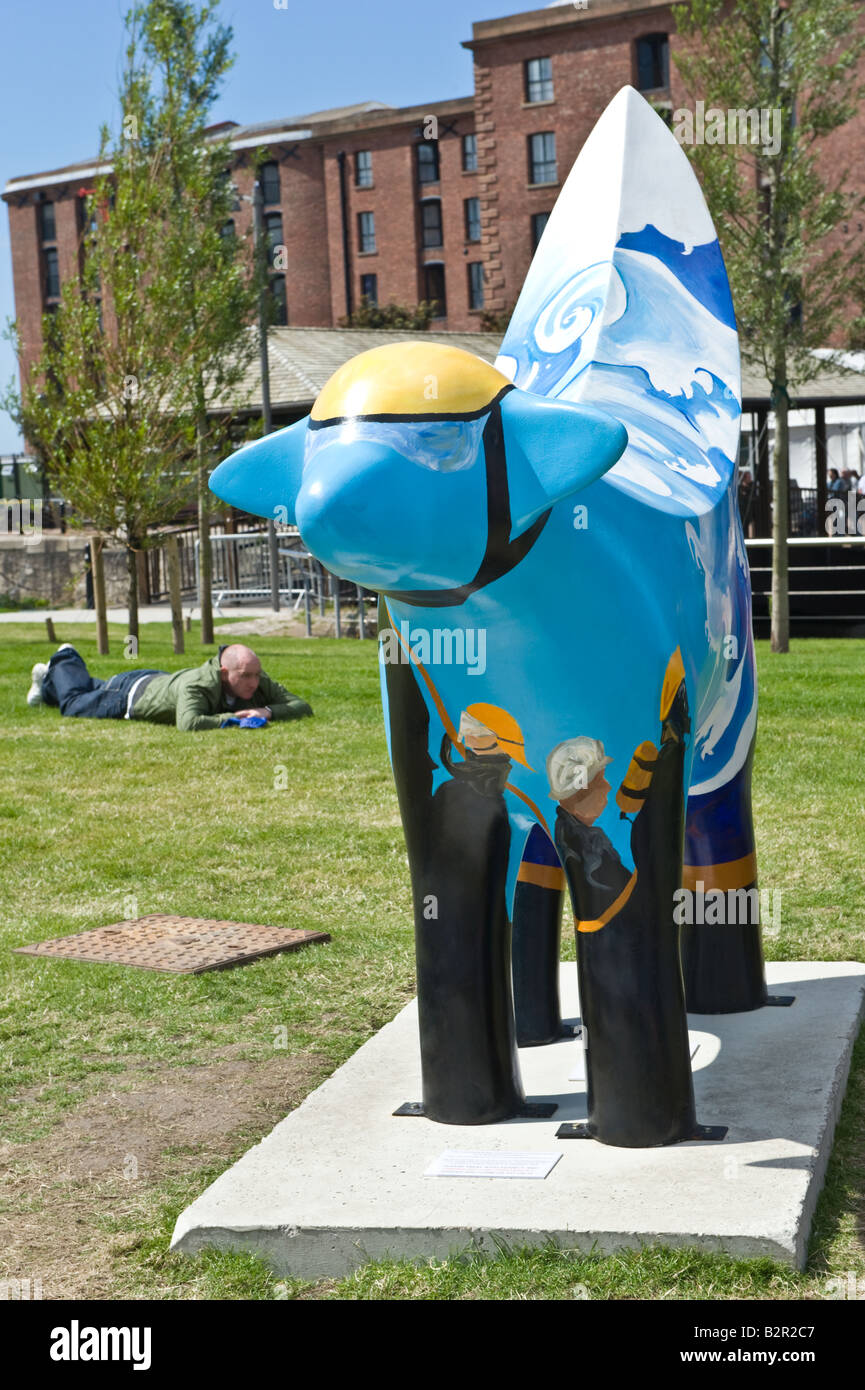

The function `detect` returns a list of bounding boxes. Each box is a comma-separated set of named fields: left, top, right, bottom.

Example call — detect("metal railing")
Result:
left=192, top=529, right=374, bottom=635
left=745, top=534, right=865, bottom=627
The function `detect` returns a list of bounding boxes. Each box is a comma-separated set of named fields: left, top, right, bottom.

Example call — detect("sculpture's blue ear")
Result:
left=500, top=389, right=628, bottom=532
left=209, top=416, right=308, bottom=524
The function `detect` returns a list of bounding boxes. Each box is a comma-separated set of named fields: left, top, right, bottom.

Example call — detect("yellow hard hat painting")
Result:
left=462, top=702, right=533, bottom=769
left=310, top=343, right=512, bottom=423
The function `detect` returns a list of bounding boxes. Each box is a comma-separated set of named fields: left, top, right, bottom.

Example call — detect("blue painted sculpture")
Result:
left=210, top=88, right=770, bottom=1147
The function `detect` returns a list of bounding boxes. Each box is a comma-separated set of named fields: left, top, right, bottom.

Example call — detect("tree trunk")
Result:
left=91, top=535, right=110, bottom=656
left=770, top=382, right=790, bottom=653
left=165, top=535, right=185, bottom=655
left=126, top=539, right=140, bottom=645
left=196, top=415, right=213, bottom=646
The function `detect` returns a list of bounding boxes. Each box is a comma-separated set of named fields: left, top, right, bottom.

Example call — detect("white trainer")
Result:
left=27, top=662, right=50, bottom=707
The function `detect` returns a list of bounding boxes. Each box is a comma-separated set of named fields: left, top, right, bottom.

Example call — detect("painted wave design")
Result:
left=615, top=226, right=737, bottom=331
left=497, top=219, right=752, bottom=792
left=497, top=233, right=740, bottom=517
left=686, top=493, right=757, bottom=795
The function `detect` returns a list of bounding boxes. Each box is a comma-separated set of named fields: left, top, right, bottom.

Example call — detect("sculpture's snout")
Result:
left=295, top=440, right=486, bottom=592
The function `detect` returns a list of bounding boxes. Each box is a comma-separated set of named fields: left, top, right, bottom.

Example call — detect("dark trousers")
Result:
left=41, top=647, right=165, bottom=719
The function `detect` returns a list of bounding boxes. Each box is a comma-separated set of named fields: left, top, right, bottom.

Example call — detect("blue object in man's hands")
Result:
left=222, top=716, right=268, bottom=728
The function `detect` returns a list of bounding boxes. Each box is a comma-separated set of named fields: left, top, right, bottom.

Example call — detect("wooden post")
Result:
left=45, top=616, right=57, bottom=644
left=755, top=405, right=771, bottom=538
left=226, top=510, right=238, bottom=594
left=165, top=536, right=185, bottom=655
left=814, top=404, right=827, bottom=538
left=91, top=536, right=109, bottom=656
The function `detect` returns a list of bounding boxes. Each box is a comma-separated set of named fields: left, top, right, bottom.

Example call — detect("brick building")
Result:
left=5, top=0, right=863, bottom=398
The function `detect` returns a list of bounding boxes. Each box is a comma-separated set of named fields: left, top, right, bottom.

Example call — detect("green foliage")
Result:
left=670, top=0, right=865, bottom=649
left=671, top=0, right=865, bottom=380
left=1, top=0, right=257, bottom=637
left=478, top=304, right=515, bottom=334
left=339, top=299, right=437, bottom=330
left=136, top=0, right=257, bottom=429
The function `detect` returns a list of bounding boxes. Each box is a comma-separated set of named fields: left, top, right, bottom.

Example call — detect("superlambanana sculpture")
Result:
left=211, top=88, right=770, bottom=1148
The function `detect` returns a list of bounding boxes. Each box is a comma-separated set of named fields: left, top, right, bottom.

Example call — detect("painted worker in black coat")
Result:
left=549, top=649, right=698, bottom=1147
left=416, top=705, right=532, bottom=1124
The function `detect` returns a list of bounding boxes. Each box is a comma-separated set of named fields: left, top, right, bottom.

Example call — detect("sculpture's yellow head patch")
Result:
left=311, top=342, right=512, bottom=424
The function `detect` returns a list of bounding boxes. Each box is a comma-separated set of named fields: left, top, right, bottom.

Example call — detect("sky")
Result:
left=0, top=0, right=542, bottom=453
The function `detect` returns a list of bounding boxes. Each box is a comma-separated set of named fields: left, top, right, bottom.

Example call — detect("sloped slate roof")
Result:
left=741, top=354, right=865, bottom=407
left=227, top=326, right=504, bottom=414
left=224, top=327, right=865, bottom=415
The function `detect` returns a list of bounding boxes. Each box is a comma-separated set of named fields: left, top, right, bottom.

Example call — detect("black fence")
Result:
left=144, top=519, right=264, bottom=602
left=738, top=482, right=821, bottom=537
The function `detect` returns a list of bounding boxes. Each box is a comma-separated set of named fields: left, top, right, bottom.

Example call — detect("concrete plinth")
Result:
left=171, top=962, right=865, bottom=1277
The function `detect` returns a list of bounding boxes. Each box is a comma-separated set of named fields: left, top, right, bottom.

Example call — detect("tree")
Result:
left=3, top=62, right=197, bottom=646
left=4, top=1, right=257, bottom=647
left=672, top=0, right=865, bottom=651
left=133, top=0, right=258, bottom=646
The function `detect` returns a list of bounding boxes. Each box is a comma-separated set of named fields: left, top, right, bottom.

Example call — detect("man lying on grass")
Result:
left=26, top=642, right=313, bottom=731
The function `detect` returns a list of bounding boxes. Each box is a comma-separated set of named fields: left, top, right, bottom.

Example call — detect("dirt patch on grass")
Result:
left=0, top=1048, right=328, bottom=1300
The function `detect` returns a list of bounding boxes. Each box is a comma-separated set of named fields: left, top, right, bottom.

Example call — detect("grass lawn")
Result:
left=0, top=623, right=863, bottom=1300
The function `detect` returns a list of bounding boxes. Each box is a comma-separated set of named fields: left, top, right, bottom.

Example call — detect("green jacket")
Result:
left=131, top=651, right=313, bottom=732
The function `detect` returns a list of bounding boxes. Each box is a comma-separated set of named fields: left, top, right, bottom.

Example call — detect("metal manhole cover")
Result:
left=13, top=914, right=330, bottom=974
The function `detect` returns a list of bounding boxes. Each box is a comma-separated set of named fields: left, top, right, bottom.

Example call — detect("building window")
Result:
left=421, top=199, right=443, bottom=248
left=43, top=247, right=60, bottom=300
left=265, top=211, right=283, bottom=265
left=39, top=201, right=56, bottom=243
left=77, top=192, right=98, bottom=240
left=417, top=140, right=440, bottom=185
left=465, top=197, right=481, bottom=243
left=468, top=262, right=484, bottom=311
left=531, top=211, right=550, bottom=251
left=424, top=263, right=446, bottom=317
left=221, top=219, right=236, bottom=240
left=528, top=132, right=557, bottom=185
left=462, top=133, right=478, bottom=172
left=358, top=210, right=376, bottom=253
left=360, top=272, right=378, bottom=305
left=269, top=273, right=287, bottom=325
left=260, top=160, right=281, bottom=205
left=525, top=57, right=553, bottom=103
left=355, top=150, right=373, bottom=188
left=636, top=34, right=669, bottom=92
left=218, top=168, right=241, bottom=211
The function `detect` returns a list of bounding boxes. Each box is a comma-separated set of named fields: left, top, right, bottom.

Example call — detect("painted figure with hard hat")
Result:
left=542, top=652, right=696, bottom=1145
left=417, top=702, right=538, bottom=1124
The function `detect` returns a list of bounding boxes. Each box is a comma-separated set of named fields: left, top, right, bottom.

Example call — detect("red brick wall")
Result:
left=472, top=5, right=684, bottom=315
left=320, top=110, right=478, bottom=329
left=6, top=199, right=44, bottom=390
left=7, top=187, right=90, bottom=390
left=322, top=127, right=421, bottom=323
left=7, top=0, right=865, bottom=391
left=228, top=147, right=333, bottom=328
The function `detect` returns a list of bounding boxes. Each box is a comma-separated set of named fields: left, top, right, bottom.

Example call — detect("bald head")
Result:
left=219, top=644, right=263, bottom=700
left=221, top=643, right=260, bottom=673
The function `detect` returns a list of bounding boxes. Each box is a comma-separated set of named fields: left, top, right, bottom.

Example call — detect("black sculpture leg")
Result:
left=414, top=780, right=524, bottom=1123
left=681, top=738, right=768, bottom=1013
left=565, top=731, right=697, bottom=1147
left=512, top=825, right=565, bottom=1046
left=380, top=617, right=523, bottom=1125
